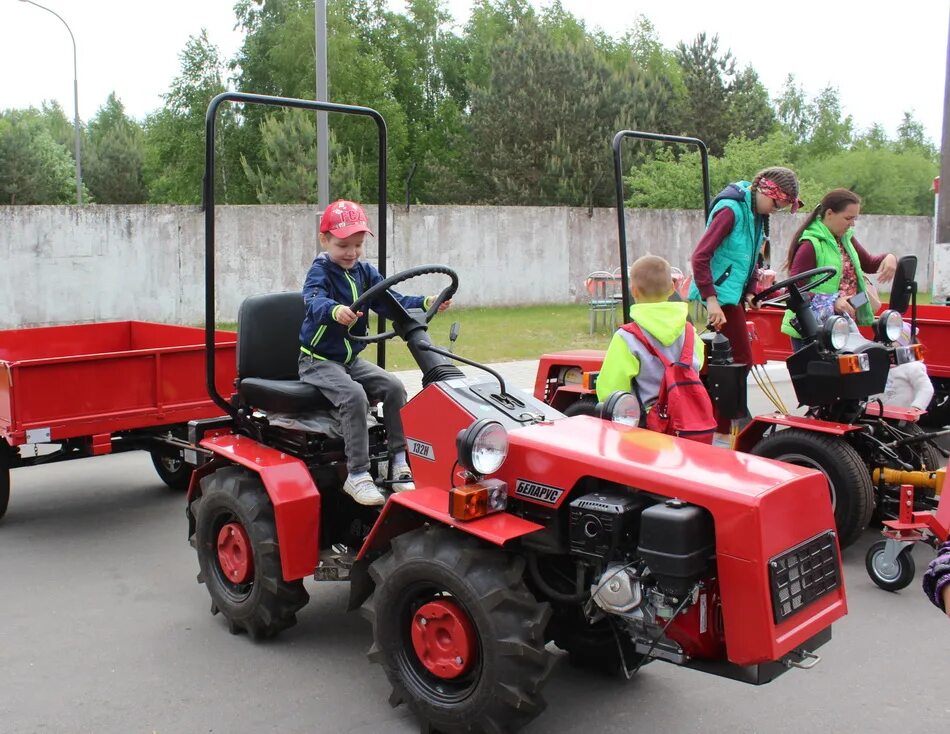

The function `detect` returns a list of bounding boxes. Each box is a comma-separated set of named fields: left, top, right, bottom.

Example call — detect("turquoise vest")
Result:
left=688, top=181, right=762, bottom=306
left=781, top=218, right=872, bottom=338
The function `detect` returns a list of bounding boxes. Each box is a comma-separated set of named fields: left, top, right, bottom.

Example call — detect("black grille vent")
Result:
left=769, top=531, right=840, bottom=624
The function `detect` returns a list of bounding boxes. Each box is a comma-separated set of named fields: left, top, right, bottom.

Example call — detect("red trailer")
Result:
left=0, top=320, right=236, bottom=519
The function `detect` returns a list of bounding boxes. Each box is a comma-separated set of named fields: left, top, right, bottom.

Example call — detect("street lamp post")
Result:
left=19, top=0, right=82, bottom=205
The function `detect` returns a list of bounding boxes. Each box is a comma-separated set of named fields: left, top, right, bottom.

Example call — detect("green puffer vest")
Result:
left=781, top=218, right=873, bottom=338
left=688, top=181, right=762, bottom=306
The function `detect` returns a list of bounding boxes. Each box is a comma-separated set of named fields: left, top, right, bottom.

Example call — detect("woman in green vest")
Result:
left=782, top=188, right=897, bottom=349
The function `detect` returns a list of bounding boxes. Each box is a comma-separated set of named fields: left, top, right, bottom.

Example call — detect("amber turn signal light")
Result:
left=837, top=353, right=870, bottom=374
left=448, top=479, right=508, bottom=521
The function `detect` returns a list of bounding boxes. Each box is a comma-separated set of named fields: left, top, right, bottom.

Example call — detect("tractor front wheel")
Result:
left=363, top=526, right=553, bottom=734
left=751, top=428, right=873, bottom=549
left=150, top=450, right=192, bottom=491
left=192, top=465, right=309, bottom=638
left=865, top=539, right=916, bottom=591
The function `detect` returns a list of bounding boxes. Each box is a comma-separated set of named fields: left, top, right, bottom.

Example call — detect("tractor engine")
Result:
left=569, top=491, right=722, bottom=664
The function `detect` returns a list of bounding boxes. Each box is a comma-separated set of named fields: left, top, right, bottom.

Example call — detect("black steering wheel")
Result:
left=346, top=264, right=459, bottom=343
left=751, top=266, right=837, bottom=308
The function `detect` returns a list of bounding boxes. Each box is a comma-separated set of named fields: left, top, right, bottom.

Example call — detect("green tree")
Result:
left=805, top=85, right=853, bottom=159
left=896, top=110, right=936, bottom=159
left=674, top=33, right=774, bottom=155
left=467, top=14, right=667, bottom=206
left=242, top=109, right=362, bottom=203
left=143, top=30, right=241, bottom=204
left=84, top=93, right=147, bottom=203
left=775, top=74, right=809, bottom=147
left=0, top=109, right=78, bottom=204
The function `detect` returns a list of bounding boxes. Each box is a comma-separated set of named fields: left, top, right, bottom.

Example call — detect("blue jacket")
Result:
left=687, top=181, right=763, bottom=306
left=299, top=253, right=426, bottom=364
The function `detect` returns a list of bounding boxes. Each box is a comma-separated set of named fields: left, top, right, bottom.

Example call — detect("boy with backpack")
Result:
left=596, top=255, right=716, bottom=443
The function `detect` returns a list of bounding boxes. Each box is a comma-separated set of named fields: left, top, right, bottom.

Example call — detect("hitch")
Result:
left=782, top=648, right=821, bottom=670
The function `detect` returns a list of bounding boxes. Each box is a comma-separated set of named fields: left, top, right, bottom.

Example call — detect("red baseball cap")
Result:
left=319, top=200, right=374, bottom=238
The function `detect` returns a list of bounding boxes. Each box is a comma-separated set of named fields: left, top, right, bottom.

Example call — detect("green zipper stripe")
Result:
left=300, top=346, right=327, bottom=360
left=311, top=324, right=326, bottom=347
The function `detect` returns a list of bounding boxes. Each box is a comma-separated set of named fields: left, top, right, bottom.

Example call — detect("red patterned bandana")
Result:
left=758, top=178, right=803, bottom=213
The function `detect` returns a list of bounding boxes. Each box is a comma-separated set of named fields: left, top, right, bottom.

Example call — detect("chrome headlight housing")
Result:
left=820, top=315, right=850, bottom=351
left=456, top=419, right=509, bottom=475
left=597, top=391, right=642, bottom=427
left=875, top=309, right=904, bottom=343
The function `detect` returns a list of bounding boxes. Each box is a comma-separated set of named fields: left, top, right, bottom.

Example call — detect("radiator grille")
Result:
left=769, top=531, right=840, bottom=624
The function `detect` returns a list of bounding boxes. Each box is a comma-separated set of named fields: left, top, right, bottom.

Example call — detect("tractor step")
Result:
left=314, top=544, right=356, bottom=581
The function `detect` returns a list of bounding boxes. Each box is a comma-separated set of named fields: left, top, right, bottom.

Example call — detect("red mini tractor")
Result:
left=537, top=130, right=945, bottom=551
left=185, top=94, right=845, bottom=734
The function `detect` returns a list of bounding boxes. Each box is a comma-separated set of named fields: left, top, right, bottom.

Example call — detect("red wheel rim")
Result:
left=216, top=522, right=253, bottom=584
left=410, top=599, right=477, bottom=679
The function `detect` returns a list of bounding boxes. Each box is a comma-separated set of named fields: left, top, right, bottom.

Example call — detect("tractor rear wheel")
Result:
left=363, top=526, right=553, bottom=734
left=865, top=540, right=916, bottom=591
left=192, top=465, right=309, bottom=639
left=751, top=428, right=873, bottom=549
left=150, top=450, right=192, bottom=491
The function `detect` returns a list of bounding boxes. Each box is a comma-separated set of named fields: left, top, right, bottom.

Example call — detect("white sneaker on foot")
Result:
left=391, top=463, right=415, bottom=493
left=343, top=474, right=386, bottom=506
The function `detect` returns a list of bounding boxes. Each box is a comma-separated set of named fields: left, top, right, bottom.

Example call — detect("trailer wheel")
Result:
left=751, top=428, right=873, bottom=549
left=865, top=540, right=916, bottom=591
left=150, top=450, right=192, bottom=491
left=0, top=452, right=10, bottom=521
left=191, top=465, right=308, bottom=639
left=363, top=526, right=553, bottom=734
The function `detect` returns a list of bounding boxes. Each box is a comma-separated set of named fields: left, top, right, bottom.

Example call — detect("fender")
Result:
left=349, top=485, right=544, bottom=611
left=734, top=413, right=865, bottom=453
left=357, top=485, right=544, bottom=561
left=863, top=402, right=921, bottom=422
left=196, top=433, right=320, bottom=582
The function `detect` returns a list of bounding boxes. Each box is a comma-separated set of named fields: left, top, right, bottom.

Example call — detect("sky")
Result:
left=0, top=0, right=947, bottom=144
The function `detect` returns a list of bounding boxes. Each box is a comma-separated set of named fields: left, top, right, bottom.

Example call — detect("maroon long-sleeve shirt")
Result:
left=692, top=208, right=757, bottom=300
left=788, top=237, right=887, bottom=278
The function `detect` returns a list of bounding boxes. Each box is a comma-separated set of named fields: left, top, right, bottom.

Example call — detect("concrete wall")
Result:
left=0, top=204, right=935, bottom=328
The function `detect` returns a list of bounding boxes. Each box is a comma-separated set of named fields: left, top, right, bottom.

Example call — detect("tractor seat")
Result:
left=236, top=291, right=334, bottom=414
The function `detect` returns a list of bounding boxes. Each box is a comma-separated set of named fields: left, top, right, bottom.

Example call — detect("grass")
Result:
left=215, top=292, right=939, bottom=372
left=217, top=303, right=619, bottom=372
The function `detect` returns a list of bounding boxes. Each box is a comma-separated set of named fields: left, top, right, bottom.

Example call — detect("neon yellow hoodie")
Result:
left=595, top=301, right=705, bottom=406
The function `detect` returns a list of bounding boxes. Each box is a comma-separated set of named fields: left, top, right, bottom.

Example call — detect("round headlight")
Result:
left=820, top=315, right=850, bottom=351
left=456, top=419, right=509, bottom=475
left=876, top=309, right=904, bottom=343
left=597, top=391, right=642, bottom=427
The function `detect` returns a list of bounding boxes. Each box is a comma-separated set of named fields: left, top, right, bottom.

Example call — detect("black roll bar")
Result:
left=203, top=92, right=388, bottom=417
left=612, top=131, right=710, bottom=323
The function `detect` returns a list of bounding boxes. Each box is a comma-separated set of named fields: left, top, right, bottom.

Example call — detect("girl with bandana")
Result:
left=782, top=188, right=897, bottom=349
left=689, top=167, right=803, bottom=370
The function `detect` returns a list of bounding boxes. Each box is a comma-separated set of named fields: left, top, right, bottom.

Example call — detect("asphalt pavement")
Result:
left=0, top=360, right=946, bottom=734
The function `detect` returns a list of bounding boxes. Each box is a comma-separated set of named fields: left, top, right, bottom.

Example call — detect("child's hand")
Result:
left=335, top=306, right=363, bottom=326
left=436, top=298, right=452, bottom=313
left=942, top=585, right=950, bottom=617
left=706, top=297, right=727, bottom=329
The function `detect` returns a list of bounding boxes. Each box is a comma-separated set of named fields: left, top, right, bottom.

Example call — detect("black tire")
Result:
left=362, top=526, right=553, bottom=734
left=0, top=450, right=9, bottom=521
left=865, top=539, right=916, bottom=591
left=906, top=424, right=942, bottom=472
left=751, top=428, right=873, bottom=549
left=563, top=398, right=598, bottom=417
left=150, top=450, right=193, bottom=491
left=192, top=465, right=309, bottom=639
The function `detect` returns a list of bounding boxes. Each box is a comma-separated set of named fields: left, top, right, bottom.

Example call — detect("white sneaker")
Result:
left=343, top=474, right=386, bottom=506
left=391, top=463, right=415, bottom=493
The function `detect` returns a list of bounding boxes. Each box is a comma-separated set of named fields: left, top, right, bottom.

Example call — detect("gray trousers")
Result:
left=298, top=354, right=408, bottom=474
